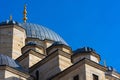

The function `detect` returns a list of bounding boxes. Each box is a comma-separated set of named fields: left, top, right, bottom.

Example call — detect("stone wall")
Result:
left=32, top=56, right=60, bottom=80
left=0, top=25, right=26, bottom=59
left=85, top=64, right=105, bottom=80
left=31, top=50, right=72, bottom=80
left=0, top=26, right=13, bottom=57
left=12, top=25, right=26, bottom=59
left=0, top=70, right=5, bottom=80
left=5, top=70, right=26, bottom=80
left=29, top=54, right=42, bottom=67
left=51, top=64, right=86, bottom=80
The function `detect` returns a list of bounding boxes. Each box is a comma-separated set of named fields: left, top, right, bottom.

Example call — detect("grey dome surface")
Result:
left=52, top=41, right=64, bottom=46
left=0, top=20, right=19, bottom=25
left=19, top=23, right=68, bottom=45
left=73, top=47, right=95, bottom=54
left=0, top=54, right=19, bottom=68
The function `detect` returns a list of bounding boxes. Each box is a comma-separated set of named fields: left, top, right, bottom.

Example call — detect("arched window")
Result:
left=36, top=70, right=39, bottom=80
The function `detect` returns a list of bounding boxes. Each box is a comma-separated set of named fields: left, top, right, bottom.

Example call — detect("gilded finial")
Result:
left=23, top=4, right=27, bottom=23
left=9, top=15, right=12, bottom=21
left=103, top=60, right=107, bottom=67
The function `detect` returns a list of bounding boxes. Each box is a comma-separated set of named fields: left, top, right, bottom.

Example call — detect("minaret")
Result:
left=104, top=60, right=107, bottom=67
left=9, top=15, right=12, bottom=21
left=23, top=4, right=27, bottom=23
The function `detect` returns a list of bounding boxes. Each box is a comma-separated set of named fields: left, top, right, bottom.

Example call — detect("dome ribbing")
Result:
left=19, top=23, right=68, bottom=45
left=0, top=54, right=20, bottom=68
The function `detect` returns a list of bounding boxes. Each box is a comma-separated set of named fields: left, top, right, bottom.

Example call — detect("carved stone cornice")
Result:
left=0, top=65, right=30, bottom=78
left=29, top=49, right=71, bottom=72
left=50, top=58, right=107, bottom=80
left=16, top=49, right=46, bottom=62
left=72, top=51, right=101, bottom=62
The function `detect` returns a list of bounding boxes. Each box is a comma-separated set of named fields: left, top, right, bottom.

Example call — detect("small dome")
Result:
left=26, top=42, right=37, bottom=46
left=19, top=23, right=68, bottom=45
left=0, top=20, right=19, bottom=25
left=0, top=54, right=20, bottom=68
left=74, top=47, right=95, bottom=54
left=52, top=41, right=64, bottom=46
left=0, top=21, right=68, bottom=45
left=107, top=66, right=116, bottom=72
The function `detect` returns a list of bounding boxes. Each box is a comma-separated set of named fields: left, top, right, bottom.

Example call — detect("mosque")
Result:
left=0, top=5, right=120, bottom=80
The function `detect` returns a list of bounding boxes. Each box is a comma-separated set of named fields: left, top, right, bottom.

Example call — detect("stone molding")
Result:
left=72, top=51, right=101, bottom=62
left=30, top=49, right=71, bottom=72
left=0, top=24, right=25, bottom=33
left=50, top=58, right=107, bottom=80
left=0, top=65, right=30, bottom=79
left=16, top=49, right=45, bottom=62
left=46, top=44, right=72, bottom=54
left=21, top=44, right=45, bottom=54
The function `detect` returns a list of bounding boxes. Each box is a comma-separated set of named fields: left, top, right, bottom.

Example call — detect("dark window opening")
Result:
left=73, top=75, right=79, bottom=80
left=93, top=74, right=98, bottom=80
left=36, top=70, right=39, bottom=80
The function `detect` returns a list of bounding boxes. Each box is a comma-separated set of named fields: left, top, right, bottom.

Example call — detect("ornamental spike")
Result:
left=23, top=4, right=27, bottom=23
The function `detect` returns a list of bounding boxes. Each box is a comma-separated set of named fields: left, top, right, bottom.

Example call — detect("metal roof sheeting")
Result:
left=19, top=23, right=68, bottom=45
left=0, top=54, right=19, bottom=68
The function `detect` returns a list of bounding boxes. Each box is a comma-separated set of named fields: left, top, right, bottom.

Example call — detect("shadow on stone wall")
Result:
left=5, top=77, right=23, bottom=80
left=5, top=76, right=33, bottom=80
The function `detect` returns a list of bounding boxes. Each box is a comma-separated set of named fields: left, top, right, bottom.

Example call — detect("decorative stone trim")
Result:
left=0, top=65, right=30, bottom=79
left=0, top=25, right=25, bottom=32
left=16, top=49, right=46, bottom=62
left=46, top=44, right=72, bottom=56
left=30, top=49, right=71, bottom=72
left=72, top=52, right=101, bottom=62
left=50, top=58, right=107, bottom=80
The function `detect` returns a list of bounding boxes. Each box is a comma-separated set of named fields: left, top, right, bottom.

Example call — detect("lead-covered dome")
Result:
left=0, top=20, right=68, bottom=45
left=0, top=54, right=20, bottom=68
left=19, top=23, right=68, bottom=45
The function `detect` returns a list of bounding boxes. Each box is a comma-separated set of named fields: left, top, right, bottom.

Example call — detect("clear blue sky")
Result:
left=0, top=0, right=120, bottom=72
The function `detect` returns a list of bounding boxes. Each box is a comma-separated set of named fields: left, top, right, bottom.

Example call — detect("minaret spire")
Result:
left=103, top=60, right=107, bottom=67
left=23, top=4, right=27, bottom=23
left=9, top=15, right=12, bottom=21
